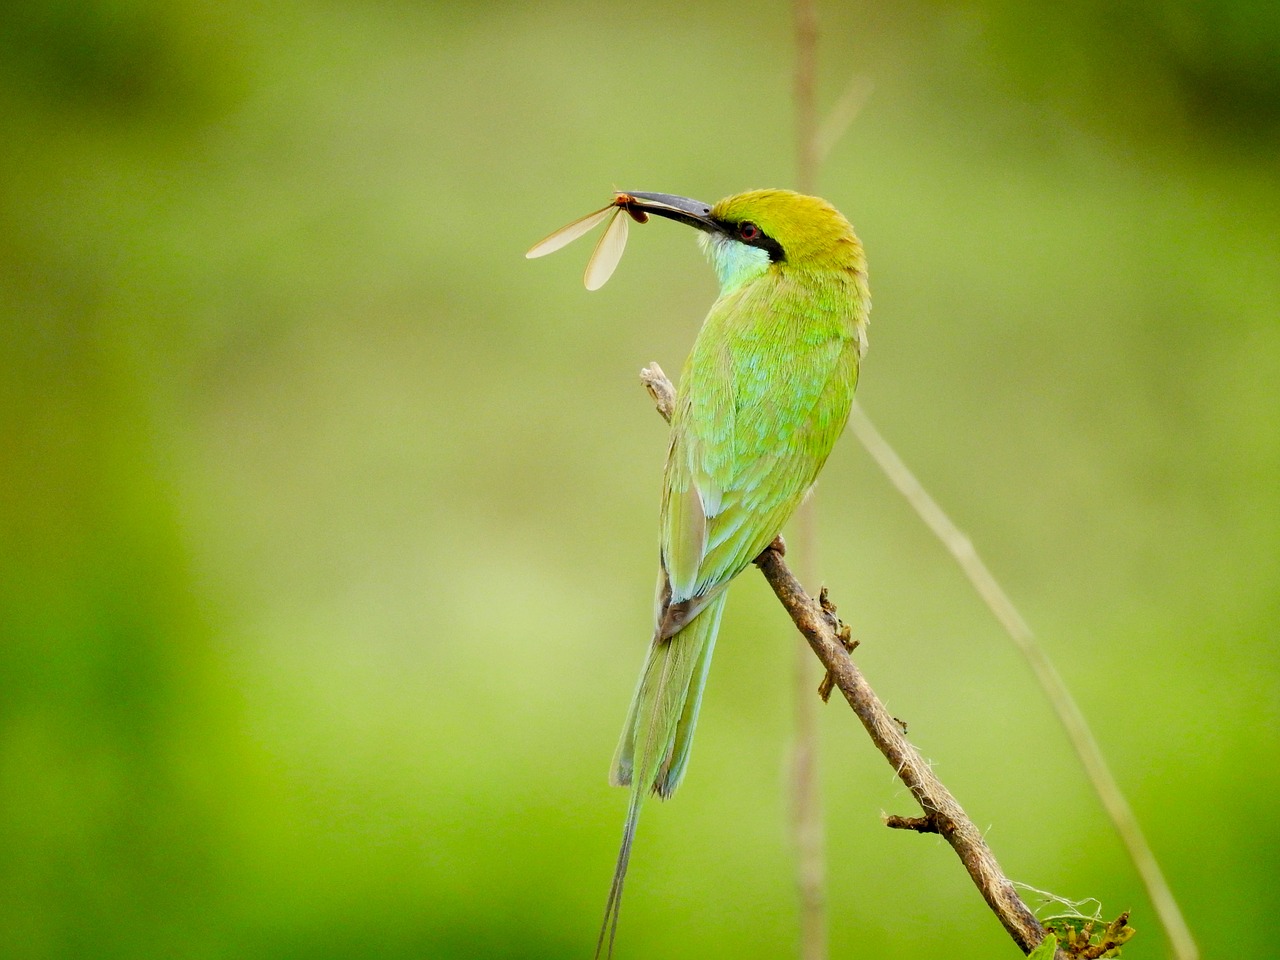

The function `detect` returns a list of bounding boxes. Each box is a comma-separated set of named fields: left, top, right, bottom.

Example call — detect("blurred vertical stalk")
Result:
left=790, top=498, right=827, bottom=960
left=791, top=3, right=827, bottom=960
left=794, top=0, right=820, bottom=193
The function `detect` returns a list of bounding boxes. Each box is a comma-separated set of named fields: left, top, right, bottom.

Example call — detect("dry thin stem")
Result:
left=847, top=403, right=1199, bottom=960
left=814, top=73, right=874, bottom=167
left=641, top=364, right=1063, bottom=959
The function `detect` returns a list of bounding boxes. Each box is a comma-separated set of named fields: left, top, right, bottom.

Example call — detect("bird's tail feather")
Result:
left=595, top=593, right=728, bottom=958
left=593, top=784, right=641, bottom=960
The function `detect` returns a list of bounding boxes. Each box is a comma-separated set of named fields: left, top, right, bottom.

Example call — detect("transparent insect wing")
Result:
left=583, top=206, right=628, bottom=291
left=525, top=204, right=617, bottom=259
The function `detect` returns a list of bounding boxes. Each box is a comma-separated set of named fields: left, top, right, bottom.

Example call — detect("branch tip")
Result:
left=640, top=363, right=675, bottom=423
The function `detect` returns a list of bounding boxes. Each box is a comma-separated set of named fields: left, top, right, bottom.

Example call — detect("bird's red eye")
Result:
left=739, top=222, right=760, bottom=242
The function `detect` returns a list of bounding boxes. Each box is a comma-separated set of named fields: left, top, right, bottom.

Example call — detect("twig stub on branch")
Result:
left=884, top=814, right=940, bottom=834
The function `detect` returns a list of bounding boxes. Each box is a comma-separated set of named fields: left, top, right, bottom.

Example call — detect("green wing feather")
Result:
left=663, top=276, right=859, bottom=606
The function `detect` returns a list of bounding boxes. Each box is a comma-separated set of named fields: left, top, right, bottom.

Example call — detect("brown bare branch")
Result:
left=752, top=546, right=1059, bottom=956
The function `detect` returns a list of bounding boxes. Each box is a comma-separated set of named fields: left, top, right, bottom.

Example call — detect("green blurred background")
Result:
left=1, top=1, right=1277, bottom=957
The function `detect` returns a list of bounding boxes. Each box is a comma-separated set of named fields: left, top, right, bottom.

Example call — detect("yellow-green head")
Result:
left=622, top=188, right=866, bottom=295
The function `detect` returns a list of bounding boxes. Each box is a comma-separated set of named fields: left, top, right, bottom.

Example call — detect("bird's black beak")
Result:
left=619, top=191, right=723, bottom=234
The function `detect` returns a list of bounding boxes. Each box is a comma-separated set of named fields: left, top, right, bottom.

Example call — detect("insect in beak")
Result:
left=526, top=193, right=649, bottom=291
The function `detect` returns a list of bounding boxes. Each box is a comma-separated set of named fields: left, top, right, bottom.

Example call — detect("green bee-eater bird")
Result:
left=530, top=188, right=870, bottom=957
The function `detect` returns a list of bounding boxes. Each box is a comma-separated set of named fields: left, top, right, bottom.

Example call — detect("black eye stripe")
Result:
left=729, top=222, right=783, bottom=263
left=709, top=217, right=785, bottom=262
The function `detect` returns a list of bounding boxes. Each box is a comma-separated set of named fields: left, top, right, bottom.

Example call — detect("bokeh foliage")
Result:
left=1, top=1, right=1277, bottom=958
